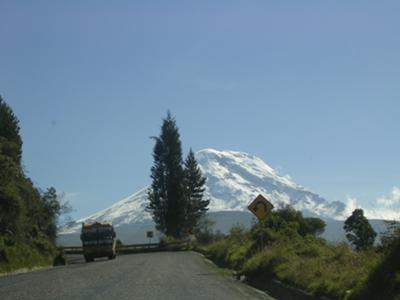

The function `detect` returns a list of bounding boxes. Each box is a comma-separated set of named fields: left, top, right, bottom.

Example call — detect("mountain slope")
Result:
left=197, top=149, right=346, bottom=217
left=60, top=149, right=347, bottom=236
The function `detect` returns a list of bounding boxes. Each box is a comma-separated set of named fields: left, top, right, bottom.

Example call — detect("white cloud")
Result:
left=342, top=196, right=358, bottom=218
left=376, top=186, right=400, bottom=207
left=341, top=187, right=400, bottom=221
left=364, top=207, right=400, bottom=220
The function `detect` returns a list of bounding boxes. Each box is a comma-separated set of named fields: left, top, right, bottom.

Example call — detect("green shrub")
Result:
left=159, top=235, right=189, bottom=251
left=351, top=237, right=400, bottom=299
left=242, top=234, right=381, bottom=300
left=204, top=239, right=230, bottom=266
left=0, top=238, right=53, bottom=273
left=226, top=239, right=253, bottom=269
left=198, top=207, right=384, bottom=300
left=199, top=226, right=253, bottom=270
left=53, top=248, right=66, bottom=266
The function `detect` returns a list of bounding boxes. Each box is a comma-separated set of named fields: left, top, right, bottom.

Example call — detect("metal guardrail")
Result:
left=62, top=242, right=188, bottom=255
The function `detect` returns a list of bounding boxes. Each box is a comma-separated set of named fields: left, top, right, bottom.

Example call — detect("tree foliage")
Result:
left=0, top=96, right=22, bottom=164
left=198, top=206, right=380, bottom=300
left=266, top=206, right=325, bottom=236
left=0, top=96, right=66, bottom=266
left=352, top=236, right=400, bottom=299
left=193, top=216, right=218, bottom=244
left=344, top=208, right=376, bottom=251
left=183, top=149, right=209, bottom=231
left=147, top=112, right=186, bottom=237
left=40, top=187, right=65, bottom=244
left=147, top=112, right=209, bottom=238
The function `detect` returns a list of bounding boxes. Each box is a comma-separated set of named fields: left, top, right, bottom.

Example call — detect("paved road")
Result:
left=0, top=251, right=274, bottom=300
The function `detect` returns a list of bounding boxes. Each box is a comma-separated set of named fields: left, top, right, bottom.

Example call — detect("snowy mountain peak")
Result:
left=196, top=148, right=300, bottom=190
left=195, top=149, right=345, bottom=217
left=61, top=148, right=347, bottom=235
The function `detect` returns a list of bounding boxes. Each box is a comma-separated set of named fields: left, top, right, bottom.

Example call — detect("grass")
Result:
left=350, top=238, right=400, bottom=299
left=194, top=208, right=386, bottom=300
left=0, top=236, right=55, bottom=274
left=199, top=233, right=382, bottom=299
left=242, top=238, right=381, bottom=299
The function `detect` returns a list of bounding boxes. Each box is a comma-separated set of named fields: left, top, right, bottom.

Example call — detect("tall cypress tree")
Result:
left=183, top=149, right=209, bottom=232
left=147, top=112, right=186, bottom=238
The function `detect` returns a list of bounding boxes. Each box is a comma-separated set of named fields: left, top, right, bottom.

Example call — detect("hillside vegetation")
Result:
left=194, top=207, right=397, bottom=300
left=0, top=97, right=64, bottom=273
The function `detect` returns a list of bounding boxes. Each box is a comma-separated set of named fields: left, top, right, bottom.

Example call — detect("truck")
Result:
left=80, top=221, right=117, bottom=262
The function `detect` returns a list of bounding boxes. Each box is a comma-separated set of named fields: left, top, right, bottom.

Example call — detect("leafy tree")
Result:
left=0, top=96, right=24, bottom=237
left=250, top=206, right=326, bottom=249
left=0, top=96, right=23, bottom=164
left=194, top=216, right=216, bottom=244
left=183, top=149, right=209, bottom=232
left=147, top=112, right=186, bottom=238
left=268, top=206, right=326, bottom=237
left=0, top=96, right=71, bottom=269
left=299, top=217, right=326, bottom=237
left=40, top=187, right=62, bottom=244
left=344, top=208, right=376, bottom=251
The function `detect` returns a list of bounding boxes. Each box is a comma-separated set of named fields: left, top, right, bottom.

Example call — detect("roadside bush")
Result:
left=242, top=234, right=381, bottom=299
left=0, top=238, right=53, bottom=273
left=199, top=225, right=253, bottom=270
left=53, top=247, right=66, bottom=266
left=197, top=206, right=384, bottom=300
left=159, top=235, right=190, bottom=251
left=204, top=239, right=230, bottom=266
left=351, top=237, right=400, bottom=299
left=226, top=238, right=253, bottom=269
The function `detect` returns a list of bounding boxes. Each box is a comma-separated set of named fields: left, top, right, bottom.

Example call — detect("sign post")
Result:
left=248, top=194, right=274, bottom=250
left=146, top=231, right=154, bottom=244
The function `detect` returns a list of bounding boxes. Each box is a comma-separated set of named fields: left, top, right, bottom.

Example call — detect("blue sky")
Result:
left=1, top=1, right=399, bottom=219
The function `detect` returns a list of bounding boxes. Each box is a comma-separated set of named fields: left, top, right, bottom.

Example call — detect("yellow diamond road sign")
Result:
left=248, top=194, right=274, bottom=221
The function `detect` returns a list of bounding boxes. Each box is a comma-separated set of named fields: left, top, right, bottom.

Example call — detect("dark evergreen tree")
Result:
left=147, top=112, right=186, bottom=238
left=147, top=137, right=167, bottom=233
left=183, top=149, right=209, bottom=232
left=0, top=96, right=23, bottom=164
left=344, top=208, right=377, bottom=251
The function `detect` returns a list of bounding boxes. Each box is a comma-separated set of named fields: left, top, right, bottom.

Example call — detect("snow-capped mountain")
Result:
left=196, top=149, right=345, bottom=217
left=60, top=148, right=347, bottom=236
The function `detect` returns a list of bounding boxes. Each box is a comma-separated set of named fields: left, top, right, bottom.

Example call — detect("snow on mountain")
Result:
left=196, top=149, right=345, bottom=218
left=60, top=188, right=151, bottom=234
left=60, top=148, right=346, bottom=235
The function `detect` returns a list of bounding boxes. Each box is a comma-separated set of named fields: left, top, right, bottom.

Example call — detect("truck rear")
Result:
left=80, top=221, right=117, bottom=262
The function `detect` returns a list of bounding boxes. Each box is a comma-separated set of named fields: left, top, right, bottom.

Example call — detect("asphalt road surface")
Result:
left=0, top=251, right=274, bottom=300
